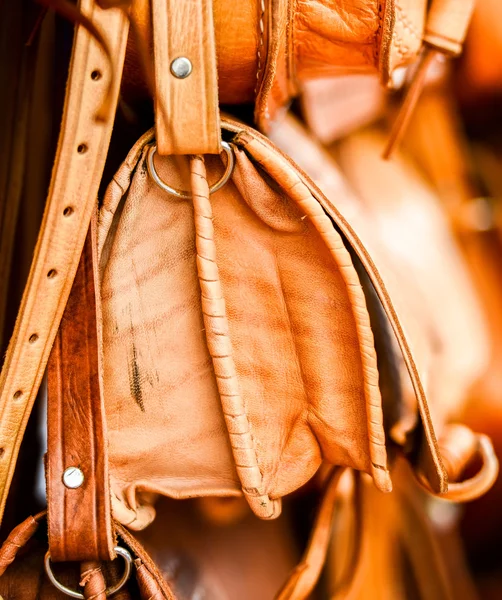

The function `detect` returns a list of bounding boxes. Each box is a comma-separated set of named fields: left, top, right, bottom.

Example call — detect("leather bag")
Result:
left=0, top=0, right=498, bottom=598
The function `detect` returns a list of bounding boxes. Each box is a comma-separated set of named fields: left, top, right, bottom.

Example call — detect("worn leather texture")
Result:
left=46, top=227, right=115, bottom=563
left=98, top=123, right=388, bottom=528
left=267, top=115, right=495, bottom=498
left=93, top=112, right=497, bottom=531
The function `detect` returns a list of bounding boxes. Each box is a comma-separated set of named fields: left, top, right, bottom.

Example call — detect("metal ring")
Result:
left=147, top=141, right=235, bottom=199
left=44, top=546, right=132, bottom=599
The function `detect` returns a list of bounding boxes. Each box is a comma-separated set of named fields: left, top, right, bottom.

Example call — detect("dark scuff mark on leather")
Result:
left=129, top=342, right=145, bottom=412
left=127, top=301, right=145, bottom=412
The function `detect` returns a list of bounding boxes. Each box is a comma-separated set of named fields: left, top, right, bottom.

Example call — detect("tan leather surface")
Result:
left=379, top=0, right=427, bottom=85
left=98, top=123, right=388, bottom=527
left=122, top=0, right=260, bottom=106
left=255, top=0, right=427, bottom=128
left=265, top=115, right=488, bottom=495
left=0, top=2, right=129, bottom=528
left=152, top=0, right=221, bottom=155
left=46, top=226, right=115, bottom=563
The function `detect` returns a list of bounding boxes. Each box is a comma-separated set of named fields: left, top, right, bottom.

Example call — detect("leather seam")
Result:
left=254, top=0, right=266, bottom=96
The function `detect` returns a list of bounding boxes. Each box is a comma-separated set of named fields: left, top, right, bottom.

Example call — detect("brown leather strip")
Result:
left=152, top=0, right=221, bottom=155
left=46, top=224, right=114, bottom=563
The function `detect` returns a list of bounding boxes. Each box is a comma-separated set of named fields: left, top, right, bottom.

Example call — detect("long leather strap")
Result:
left=0, top=1, right=129, bottom=526
left=152, top=0, right=221, bottom=155
left=46, top=222, right=114, bottom=562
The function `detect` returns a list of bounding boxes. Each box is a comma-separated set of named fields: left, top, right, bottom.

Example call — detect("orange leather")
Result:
left=125, top=0, right=428, bottom=127
left=275, top=467, right=346, bottom=600
left=268, top=115, right=496, bottom=499
left=0, top=1, right=129, bottom=528
left=255, top=0, right=426, bottom=129
left=460, top=0, right=502, bottom=99
left=46, top=225, right=115, bottom=562
left=98, top=124, right=388, bottom=527
left=152, top=0, right=221, bottom=155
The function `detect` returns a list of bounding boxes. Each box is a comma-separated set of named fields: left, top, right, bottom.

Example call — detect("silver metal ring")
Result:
left=147, top=141, right=235, bottom=199
left=44, top=546, right=132, bottom=598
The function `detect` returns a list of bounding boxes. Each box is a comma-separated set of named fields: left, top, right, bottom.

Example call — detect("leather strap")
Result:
left=46, top=223, right=114, bottom=563
left=152, top=0, right=221, bottom=155
left=0, top=2, right=128, bottom=527
left=425, top=0, right=476, bottom=56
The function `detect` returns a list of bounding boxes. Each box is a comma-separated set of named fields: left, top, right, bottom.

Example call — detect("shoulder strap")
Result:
left=0, top=1, right=129, bottom=526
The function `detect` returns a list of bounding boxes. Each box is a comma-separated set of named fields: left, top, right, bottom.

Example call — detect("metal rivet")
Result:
left=62, top=467, right=84, bottom=489
left=170, top=57, right=192, bottom=79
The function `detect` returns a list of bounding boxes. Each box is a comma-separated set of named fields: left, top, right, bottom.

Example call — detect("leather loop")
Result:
left=152, top=0, right=221, bottom=155
left=417, top=427, right=499, bottom=502
left=0, top=1, right=128, bottom=528
left=46, top=223, right=115, bottom=563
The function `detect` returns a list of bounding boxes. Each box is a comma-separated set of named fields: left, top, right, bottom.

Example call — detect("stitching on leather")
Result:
left=395, top=3, right=421, bottom=40
left=374, top=1, right=383, bottom=66
left=254, top=0, right=266, bottom=96
left=286, top=0, right=298, bottom=94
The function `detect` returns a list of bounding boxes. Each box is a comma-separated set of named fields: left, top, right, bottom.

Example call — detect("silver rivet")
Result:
left=62, top=467, right=84, bottom=489
left=170, top=57, right=192, bottom=79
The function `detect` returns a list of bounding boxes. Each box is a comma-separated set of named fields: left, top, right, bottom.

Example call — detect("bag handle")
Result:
left=0, top=1, right=129, bottom=527
left=152, top=0, right=221, bottom=155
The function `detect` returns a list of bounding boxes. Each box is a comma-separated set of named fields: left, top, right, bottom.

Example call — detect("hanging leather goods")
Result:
left=384, top=0, right=477, bottom=159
